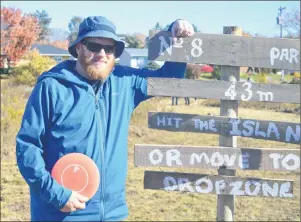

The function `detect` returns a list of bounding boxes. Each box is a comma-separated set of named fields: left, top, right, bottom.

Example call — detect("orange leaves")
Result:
left=1, top=7, right=40, bottom=64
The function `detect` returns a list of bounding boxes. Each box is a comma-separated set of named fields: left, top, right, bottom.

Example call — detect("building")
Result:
left=31, top=44, right=164, bottom=69
left=30, top=44, right=74, bottom=63
left=119, top=48, right=148, bottom=68
left=118, top=48, right=163, bottom=68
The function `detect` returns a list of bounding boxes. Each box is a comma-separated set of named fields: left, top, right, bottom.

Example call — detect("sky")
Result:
left=2, top=1, right=300, bottom=38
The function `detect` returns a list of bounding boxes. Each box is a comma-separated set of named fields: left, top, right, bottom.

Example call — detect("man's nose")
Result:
left=97, top=48, right=106, bottom=57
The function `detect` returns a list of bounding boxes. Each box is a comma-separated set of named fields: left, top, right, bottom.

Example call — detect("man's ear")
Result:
left=76, top=44, right=81, bottom=54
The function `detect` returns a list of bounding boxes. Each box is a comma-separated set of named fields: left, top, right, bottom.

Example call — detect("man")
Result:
left=16, top=16, right=194, bottom=221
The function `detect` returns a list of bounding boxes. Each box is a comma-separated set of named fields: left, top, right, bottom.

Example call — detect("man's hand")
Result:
left=60, top=191, right=88, bottom=212
left=171, top=19, right=195, bottom=44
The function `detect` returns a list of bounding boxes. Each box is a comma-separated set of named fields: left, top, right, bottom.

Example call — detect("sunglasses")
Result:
left=81, top=39, right=115, bottom=55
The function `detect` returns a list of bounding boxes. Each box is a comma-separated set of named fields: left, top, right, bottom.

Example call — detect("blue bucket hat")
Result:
left=68, top=16, right=125, bottom=58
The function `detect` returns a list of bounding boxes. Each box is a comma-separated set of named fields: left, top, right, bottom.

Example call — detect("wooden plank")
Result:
left=134, top=144, right=300, bottom=171
left=148, top=30, right=300, bottom=70
left=144, top=171, right=294, bottom=198
left=147, top=78, right=300, bottom=104
left=148, top=112, right=300, bottom=144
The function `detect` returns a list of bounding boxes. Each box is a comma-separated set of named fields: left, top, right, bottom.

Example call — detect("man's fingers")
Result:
left=73, top=200, right=86, bottom=210
left=60, top=202, right=77, bottom=212
left=172, top=37, right=178, bottom=45
left=172, top=20, right=195, bottom=41
left=172, top=20, right=185, bottom=44
left=69, top=205, right=77, bottom=212
left=60, top=208, right=69, bottom=212
left=73, top=192, right=88, bottom=209
left=75, top=193, right=89, bottom=203
left=177, top=21, right=185, bottom=36
left=182, top=21, right=189, bottom=35
left=171, top=25, right=177, bottom=39
left=188, top=23, right=195, bottom=36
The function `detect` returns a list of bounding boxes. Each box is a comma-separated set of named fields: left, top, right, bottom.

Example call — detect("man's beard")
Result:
left=77, top=53, right=114, bottom=81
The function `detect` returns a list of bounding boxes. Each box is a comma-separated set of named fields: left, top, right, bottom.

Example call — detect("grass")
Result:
left=1, top=77, right=300, bottom=221
left=201, top=72, right=295, bottom=84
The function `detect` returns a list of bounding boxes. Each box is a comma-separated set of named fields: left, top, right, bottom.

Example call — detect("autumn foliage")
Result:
left=1, top=7, right=40, bottom=66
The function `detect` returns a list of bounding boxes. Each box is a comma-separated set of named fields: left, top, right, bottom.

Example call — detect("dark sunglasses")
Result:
left=81, top=39, right=115, bottom=55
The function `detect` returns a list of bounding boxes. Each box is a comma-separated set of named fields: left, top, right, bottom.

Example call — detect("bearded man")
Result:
left=16, top=16, right=195, bottom=221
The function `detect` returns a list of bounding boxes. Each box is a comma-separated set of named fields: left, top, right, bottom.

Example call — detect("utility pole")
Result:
left=277, top=6, right=286, bottom=38
left=277, top=6, right=286, bottom=80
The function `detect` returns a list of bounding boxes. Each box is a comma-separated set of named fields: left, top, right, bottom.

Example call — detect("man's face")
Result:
left=76, top=37, right=116, bottom=81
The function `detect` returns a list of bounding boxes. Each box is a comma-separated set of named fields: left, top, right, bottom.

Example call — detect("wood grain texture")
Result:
left=148, top=30, right=300, bottom=70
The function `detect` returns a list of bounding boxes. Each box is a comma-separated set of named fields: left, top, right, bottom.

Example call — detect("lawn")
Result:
left=1, top=78, right=300, bottom=221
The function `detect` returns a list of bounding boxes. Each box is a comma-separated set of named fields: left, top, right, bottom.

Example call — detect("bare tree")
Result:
left=283, top=9, right=300, bottom=38
left=68, top=16, right=84, bottom=44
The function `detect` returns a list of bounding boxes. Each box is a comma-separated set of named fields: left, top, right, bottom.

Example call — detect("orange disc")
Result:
left=51, top=153, right=100, bottom=200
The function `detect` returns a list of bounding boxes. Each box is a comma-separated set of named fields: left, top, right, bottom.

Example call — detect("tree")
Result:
left=283, top=9, right=300, bottom=38
left=33, top=10, right=52, bottom=41
left=144, top=36, right=150, bottom=48
left=163, top=24, right=169, bottom=31
left=1, top=7, right=40, bottom=66
left=144, top=22, right=165, bottom=48
left=124, top=35, right=144, bottom=48
left=153, top=22, right=163, bottom=30
left=68, top=16, right=84, bottom=44
left=133, top=33, right=146, bottom=48
left=192, top=24, right=200, bottom=32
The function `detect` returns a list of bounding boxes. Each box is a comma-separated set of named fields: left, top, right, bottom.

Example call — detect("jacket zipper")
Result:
left=94, top=91, right=105, bottom=221
left=100, top=97, right=107, bottom=221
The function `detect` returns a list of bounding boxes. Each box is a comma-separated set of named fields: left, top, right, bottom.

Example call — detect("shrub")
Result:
left=185, top=63, right=203, bottom=80
left=287, top=71, right=300, bottom=84
left=144, top=61, right=161, bottom=70
left=13, top=50, right=56, bottom=86
left=290, top=77, right=301, bottom=84
left=251, top=73, right=268, bottom=83
left=212, top=65, right=221, bottom=80
left=293, top=72, right=300, bottom=79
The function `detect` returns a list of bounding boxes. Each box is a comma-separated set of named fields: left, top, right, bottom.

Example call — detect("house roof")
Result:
left=124, top=48, right=148, bottom=57
left=30, top=44, right=70, bottom=56
left=117, top=34, right=127, bottom=38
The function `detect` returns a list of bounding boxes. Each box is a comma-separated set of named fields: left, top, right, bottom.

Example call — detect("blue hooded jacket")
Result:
left=16, top=60, right=186, bottom=221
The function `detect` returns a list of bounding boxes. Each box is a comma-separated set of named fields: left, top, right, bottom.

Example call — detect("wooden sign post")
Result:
left=134, top=27, right=300, bottom=221
left=217, top=26, right=240, bottom=221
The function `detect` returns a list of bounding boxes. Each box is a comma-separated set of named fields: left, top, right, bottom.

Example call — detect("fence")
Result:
left=134, top=27, right=300, bottom=221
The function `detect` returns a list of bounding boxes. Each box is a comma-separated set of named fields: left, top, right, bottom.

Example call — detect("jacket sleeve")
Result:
left=16, top=81, right=72, bottom=210
left=129, top=61, right=187, bottom=109
left=129, top=19, right=187, bottom=109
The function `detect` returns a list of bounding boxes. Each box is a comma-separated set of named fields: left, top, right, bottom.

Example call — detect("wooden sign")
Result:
left=144, top=171, right=294, bottom=198
left=148, top=112, right=300, bottom=144
left=148, top=30, right=300, bottom=70
left=147, top=78, right=300, bottom=104
left=134, top=144, right=300, bottom=171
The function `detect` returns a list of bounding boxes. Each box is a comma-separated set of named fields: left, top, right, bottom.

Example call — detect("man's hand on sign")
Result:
left=171, top=19, right=195, bottom=44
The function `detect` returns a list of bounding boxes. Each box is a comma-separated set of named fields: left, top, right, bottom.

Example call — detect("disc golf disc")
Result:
left=51, top=153, right=100, bottom=200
